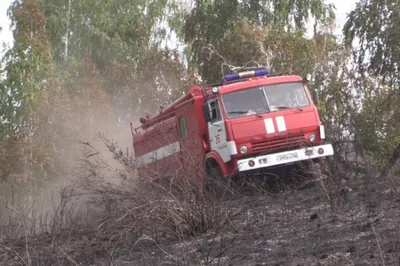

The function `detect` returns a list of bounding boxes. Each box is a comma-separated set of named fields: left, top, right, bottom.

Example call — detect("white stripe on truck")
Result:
left=275, top=116, right=287, bottom=132
left=264, top=118, right=275, bottom=134
left=135, top=141, right=181, bottom=166
left=265, top=116, right=288, bottom=134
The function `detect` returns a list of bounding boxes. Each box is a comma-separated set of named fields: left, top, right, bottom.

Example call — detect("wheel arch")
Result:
left=204, top=151, right=229, bottom=177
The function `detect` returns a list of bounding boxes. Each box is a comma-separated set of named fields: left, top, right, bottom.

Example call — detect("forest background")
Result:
left=0, top=0, right=398, bottom=250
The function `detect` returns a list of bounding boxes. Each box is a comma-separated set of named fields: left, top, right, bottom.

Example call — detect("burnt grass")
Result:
left=0, top=173, right=399, bottom=266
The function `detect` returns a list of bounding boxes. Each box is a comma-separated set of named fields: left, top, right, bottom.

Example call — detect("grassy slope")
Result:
left=0, top=171, right=398, bottom=266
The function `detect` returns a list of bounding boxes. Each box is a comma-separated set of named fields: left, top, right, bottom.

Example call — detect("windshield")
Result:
left=221, top=82, right=310, bottom=119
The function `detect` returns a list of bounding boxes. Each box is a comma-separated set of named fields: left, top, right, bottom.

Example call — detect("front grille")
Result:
left=251, top=135, right=306, bottom=153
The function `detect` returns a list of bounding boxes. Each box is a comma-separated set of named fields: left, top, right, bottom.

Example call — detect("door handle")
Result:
left=217, top=129, right=222, bottom=132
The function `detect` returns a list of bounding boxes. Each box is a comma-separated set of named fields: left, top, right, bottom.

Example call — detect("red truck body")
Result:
left=131, top=69, right=334, bottom=183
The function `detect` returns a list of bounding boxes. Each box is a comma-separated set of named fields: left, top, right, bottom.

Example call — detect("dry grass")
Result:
left=0, top=132, right=398, bottom=266
left=0, top=133, right=243, bottom=265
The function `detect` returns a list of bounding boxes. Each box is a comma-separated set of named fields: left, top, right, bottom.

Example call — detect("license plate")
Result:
left=277, top=152, right=299, bottom=162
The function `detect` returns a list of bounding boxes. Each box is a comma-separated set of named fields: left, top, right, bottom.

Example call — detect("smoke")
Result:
left=0, top=47, right=188, bottom=238
left=0, top=81, right=136, bottom=233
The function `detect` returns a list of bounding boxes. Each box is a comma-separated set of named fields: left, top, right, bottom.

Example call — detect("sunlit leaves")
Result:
left=36, top=0, right=186, bottom=124
left=181, top=0, right=335, bottom=83
left=343, top=0, right=400, bottom=165
left=1, top=0, right=53, bottom=135
left=344, top=0, right=400, bottom=82
left=39, top=0, right=172, bottom=67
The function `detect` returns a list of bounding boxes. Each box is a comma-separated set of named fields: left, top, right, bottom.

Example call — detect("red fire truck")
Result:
left=131, top=68, right=334, bottom=187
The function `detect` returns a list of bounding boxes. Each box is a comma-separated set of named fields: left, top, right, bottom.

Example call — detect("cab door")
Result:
left=207, top=98, right=232, bottom=162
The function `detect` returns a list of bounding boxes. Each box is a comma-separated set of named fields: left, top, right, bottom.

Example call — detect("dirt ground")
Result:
left=0, top=173, right=399, bottom=266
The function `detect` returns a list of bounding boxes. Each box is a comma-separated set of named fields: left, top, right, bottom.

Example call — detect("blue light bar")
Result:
left=222, top=68, right=270, bottom=82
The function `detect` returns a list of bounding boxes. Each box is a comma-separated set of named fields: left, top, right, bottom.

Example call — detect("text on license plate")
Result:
left=277, top=153, right=299, bottom=162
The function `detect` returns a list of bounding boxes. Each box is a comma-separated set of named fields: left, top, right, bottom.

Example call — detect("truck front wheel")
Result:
left=205, top=160, right=233, bottom=199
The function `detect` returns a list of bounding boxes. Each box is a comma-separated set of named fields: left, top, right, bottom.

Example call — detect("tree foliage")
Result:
left=0, top=0, right=399, bottom=186
left=0, top=0, right=58, bottom=184
left=1, top=0, right=53, bottom=136
left=344, top=0, right=400, bottom=82
left=39, top=0, right=169, bottom=65
left=343, top=0, right=400, bottom=167
left=181, top=0, right=335, bottom=82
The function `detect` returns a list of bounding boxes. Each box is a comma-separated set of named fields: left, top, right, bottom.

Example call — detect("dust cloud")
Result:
left=0, top=59, right=182, bottom=237
left=0, top=87, right=141, bottom=236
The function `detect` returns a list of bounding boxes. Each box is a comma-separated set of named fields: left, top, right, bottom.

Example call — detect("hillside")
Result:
left=0, top=0, right=399, bottom=265
left=0, top=166, right=398, bottom=266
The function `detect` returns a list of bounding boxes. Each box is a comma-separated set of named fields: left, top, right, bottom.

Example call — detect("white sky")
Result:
left=326, top=0, right=358, bottom=31
left=0, top=0, right=357, bottom=59
left=0, top=0, right=13, bottom=56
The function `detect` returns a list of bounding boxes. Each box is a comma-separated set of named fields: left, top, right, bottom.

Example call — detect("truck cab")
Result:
left=201, top=68, right=334, bottom=178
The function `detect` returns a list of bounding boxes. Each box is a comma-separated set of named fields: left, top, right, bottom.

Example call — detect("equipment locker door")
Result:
left=176, top=104, right=204, bottom=180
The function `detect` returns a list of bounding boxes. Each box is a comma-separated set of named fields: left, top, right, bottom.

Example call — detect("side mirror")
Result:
left=202, top=103, right=211, bottom=122
left=311, top=90, right=318, bottom=105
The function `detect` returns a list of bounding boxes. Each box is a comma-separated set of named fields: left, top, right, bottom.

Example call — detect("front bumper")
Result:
left=237, top=144, right=334, bottom=172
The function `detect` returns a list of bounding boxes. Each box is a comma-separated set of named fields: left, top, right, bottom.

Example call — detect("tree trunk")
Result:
left=64, top=0, right=72, bottom=61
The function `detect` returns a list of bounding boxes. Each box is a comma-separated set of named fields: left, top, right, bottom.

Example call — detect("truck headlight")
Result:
left=309, top=133, right=316, bottom=143
left=239, top=145, right=248, bottom=154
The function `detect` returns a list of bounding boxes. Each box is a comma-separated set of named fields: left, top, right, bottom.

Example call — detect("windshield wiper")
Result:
left=271, top=106, right=303, bottom=112
left=270, top=106, right=290, bottom=111
left=227, top=111, right=249, bottom=114
left=228, top=110, right=264, bottom=118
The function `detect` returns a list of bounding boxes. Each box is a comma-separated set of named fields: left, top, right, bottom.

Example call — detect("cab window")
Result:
left=178, top=116, right=188, bottom=139
left=208, top=99, right=222, bottom=122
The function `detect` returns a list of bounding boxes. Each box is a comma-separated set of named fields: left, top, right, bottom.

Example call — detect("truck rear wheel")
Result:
left=205, top=160, right=233, bottom=199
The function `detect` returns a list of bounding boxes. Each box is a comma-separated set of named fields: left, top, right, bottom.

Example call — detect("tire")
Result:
left=205, top=161, right=233, bottom=199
